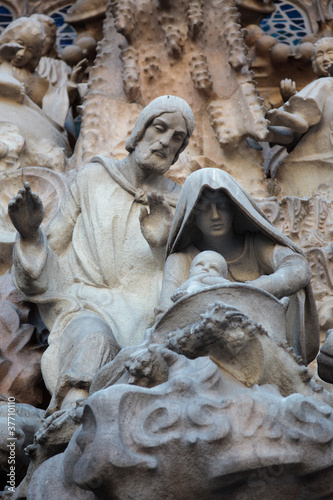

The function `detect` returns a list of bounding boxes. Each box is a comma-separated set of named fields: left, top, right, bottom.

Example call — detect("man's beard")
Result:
left=134, top=141, right=173, bottom=174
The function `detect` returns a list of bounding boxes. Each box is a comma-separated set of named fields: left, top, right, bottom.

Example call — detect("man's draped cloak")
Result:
left=13, top=156, right=179, bottom=393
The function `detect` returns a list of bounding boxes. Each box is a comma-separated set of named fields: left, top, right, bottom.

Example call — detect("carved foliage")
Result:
left=110, top=0, right=136, bottom=39
left=142, top=55, right=160, bottom=80
left=240, top=80, right=269, bottom=140
left=207, top=100, right=230, bottom=146
left=82, top=0, right=271, bottom=160
left=159, top=14, right=186, bottom=58
left=119, top=45, right=141, bottom=101
left=186, top=0, right=204, bottom=39
left=190, top=53, right=213, bottom=94
left=256, top=188, right=333, bottom=333
left=220, top=0, right=247, bottom=71
left=207, top=83, right=268, bottom=147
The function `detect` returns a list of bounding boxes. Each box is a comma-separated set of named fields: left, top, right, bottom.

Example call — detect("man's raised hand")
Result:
left=8, top=182, right=45, bottom=241
left=139, top=191, right=173, bottom=247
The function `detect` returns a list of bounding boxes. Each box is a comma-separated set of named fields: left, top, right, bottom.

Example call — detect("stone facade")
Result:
left=1, top=1, right=333, bottom=498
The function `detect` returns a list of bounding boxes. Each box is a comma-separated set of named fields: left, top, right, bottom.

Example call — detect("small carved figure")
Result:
left=123, top=345, right=171, bottom=388
left=8, top=95, right=195, bottom=412
left=157, top=168, right=319, bottom=364
left=0, top=16, right=86, bottom=132
left=171, top=250, right=229, bottom=302
left=267, top=37, right=333, bottom=189
left=0, top=17, right=48, bottom=108
left=32, top=14, right=88, bottom=129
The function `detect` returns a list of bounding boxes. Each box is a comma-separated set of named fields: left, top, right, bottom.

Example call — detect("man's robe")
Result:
left=12, top=155, right=179, bottom=394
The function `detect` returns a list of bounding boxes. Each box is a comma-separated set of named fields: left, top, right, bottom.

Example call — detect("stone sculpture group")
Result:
left=1, top=4, right=333, bottom=499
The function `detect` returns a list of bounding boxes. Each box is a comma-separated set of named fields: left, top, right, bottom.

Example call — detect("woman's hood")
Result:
left=166, top=168, right=304, bottom=257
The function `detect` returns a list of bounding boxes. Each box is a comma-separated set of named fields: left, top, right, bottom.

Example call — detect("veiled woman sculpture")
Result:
left=157, top=168, right=319, bottom=365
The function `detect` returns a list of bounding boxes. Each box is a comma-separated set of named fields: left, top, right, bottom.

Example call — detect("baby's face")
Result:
left=190, top=253, right=227, bottom=278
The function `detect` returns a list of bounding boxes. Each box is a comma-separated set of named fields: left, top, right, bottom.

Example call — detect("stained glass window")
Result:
left=260, top=0, right=310, bottom=46
left=0, top=5, right=14, bottom=35
left=50, top=5, right=77, bottom=50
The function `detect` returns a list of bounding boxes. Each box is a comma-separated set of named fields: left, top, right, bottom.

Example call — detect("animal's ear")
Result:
left=160, top=348, right=179, bottom=365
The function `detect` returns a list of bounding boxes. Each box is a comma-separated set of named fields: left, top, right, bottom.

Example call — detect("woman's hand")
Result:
left=246, top=275, right=282, bottom=297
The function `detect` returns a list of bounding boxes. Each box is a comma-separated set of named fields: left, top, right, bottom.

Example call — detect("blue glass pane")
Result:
left=49, top=4, right=77, bottom=49
left=259, top=1, right=309, bottom=46
left=60, top=38, right=73, bottom=46
left=0, top=4, right=13, bottom=34
left=60, top=25, right=76, bottom=34
left=74, top=116, right=81, bottom=137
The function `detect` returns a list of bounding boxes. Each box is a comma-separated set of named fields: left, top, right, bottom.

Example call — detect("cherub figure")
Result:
left=267, top=37, right=333, bottom=185
left=0, top=17, right=48, bottom=108
left=171, top=250, right=229, bottom=302
left=32, top=14, right=88, bottom=129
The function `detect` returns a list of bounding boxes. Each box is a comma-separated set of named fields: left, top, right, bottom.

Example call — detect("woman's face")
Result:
left=194, top=189, right=234, bottom=239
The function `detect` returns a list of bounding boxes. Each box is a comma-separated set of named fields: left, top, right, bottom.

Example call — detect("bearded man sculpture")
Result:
left=8, top=95, right=195, bottom=412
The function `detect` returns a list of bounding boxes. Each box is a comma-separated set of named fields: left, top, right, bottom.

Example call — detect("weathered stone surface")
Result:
left=8, top=96, right=194, bottom=411
left=1, top=2, right=333, bottom=497
left=267, top=38, right=333, bottom=197
left=0, top=403, right=44, bottom=491
left=157, top=168, right=319, bottom=364
left=80, top=0, right=269, bottom=196
left=27, top=352, right=333, bottom=499
left=0, top=272, right=49, bottom=408
left=0, top=167, right=68, bottom=275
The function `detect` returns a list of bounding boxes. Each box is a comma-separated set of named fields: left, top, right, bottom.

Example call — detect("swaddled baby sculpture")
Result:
left=171, top=250, right=229, bottom=302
